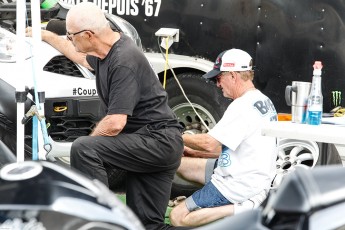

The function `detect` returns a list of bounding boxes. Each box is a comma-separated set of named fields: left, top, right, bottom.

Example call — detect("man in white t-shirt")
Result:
left=169, top=49, right=278, bottom=227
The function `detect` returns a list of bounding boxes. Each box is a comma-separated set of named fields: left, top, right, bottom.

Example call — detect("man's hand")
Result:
left=25, top=27, right=33, bottom=37
left=25, top=26, right=47, bottom=39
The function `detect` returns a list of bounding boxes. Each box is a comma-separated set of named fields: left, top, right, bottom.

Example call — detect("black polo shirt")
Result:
left=86, top=34, right=182, bottom=133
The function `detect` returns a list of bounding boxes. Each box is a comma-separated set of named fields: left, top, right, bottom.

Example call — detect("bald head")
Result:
left=66, top=2, right=108, bottom=32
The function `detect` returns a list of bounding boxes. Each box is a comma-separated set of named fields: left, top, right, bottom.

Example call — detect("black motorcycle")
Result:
left=0, top=159, right=144, bottom=230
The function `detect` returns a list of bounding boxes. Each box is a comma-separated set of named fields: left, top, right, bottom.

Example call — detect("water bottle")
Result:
left=306, top=61, right=323, bottom=125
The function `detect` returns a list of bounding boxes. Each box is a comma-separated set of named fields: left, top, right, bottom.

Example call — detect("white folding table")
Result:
left=262, top=121, right=345, bottom=165
left=262, top=121, right=345, bottom=147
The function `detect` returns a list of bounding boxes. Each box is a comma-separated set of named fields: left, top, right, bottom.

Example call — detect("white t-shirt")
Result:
left=208, top=89, right=278, bottom=203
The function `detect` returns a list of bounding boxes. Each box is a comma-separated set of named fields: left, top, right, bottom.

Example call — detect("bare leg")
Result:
left=177, top=157, right=208, bottom=184
left=169, top=200, right=234, bottom=227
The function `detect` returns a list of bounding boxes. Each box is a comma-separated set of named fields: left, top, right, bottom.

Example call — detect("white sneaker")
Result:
left=233, top=190, right=268, bottom=214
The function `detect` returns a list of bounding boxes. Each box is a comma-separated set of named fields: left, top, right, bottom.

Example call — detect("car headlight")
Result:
left=0, top=27, right=32, bottom=63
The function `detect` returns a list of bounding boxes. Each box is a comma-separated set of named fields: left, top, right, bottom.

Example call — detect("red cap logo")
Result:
left=223, top=63, right=235, bottom=67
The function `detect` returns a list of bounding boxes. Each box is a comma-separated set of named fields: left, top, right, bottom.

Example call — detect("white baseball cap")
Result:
left=203, top=49, right=253, bottom=79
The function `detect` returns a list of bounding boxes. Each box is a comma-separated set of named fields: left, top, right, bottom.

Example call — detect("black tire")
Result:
left=166, top=72, right=230, bottom=131
left=166, top=72, right=231, bottom=198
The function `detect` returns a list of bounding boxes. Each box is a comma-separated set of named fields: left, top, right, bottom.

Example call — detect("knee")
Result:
left=169, top=207, right=180, bottom=226
left=71, top=136, right=89, bottom=150
left=70, top=136, right=92, bottom=160
left=169, top=204, right=188, bottom=226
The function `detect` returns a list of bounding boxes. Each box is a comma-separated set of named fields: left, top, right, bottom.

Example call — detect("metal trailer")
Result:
left=82, top=0, right=345, bottom=115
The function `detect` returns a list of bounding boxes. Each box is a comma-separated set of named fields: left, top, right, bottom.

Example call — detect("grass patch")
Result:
left=116, top=194, right=172, bottom=224
left=116, top=193, right=126, bottom=204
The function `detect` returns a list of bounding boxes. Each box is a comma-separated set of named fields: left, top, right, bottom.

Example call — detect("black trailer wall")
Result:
left=65, top=0, right=345, bottom=113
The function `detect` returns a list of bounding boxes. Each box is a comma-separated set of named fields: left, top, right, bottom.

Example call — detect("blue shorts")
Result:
left=185, top=181, right=232, bottom=211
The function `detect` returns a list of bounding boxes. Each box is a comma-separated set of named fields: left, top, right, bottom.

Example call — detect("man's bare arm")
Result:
left=183, top=146, right=221, bottom=158
left=91, top=114, right=127, bottom=136
left=25, top=27, right=92, bottom=70
left=183, top=133, right=221, bottom=153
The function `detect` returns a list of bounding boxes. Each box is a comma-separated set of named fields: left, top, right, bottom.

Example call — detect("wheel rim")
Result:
left=273, top=139, right=319, bottom=188
left=172, top=103, right=217, bottom=133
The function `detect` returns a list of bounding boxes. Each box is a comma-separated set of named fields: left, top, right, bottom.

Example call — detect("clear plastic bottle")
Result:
left=306, top=61, right=323, bottom=125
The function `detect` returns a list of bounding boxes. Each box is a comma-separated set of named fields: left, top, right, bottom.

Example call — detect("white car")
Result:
left=0, top=3, right=145, bottom=191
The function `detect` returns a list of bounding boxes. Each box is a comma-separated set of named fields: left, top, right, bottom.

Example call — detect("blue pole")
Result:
left=32, top=116, right=38, bottom=160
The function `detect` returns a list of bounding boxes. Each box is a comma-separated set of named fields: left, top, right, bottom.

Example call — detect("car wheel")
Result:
left=272, top=138, right=320, bottom=188
left=166, top=72, right=230, bottom=131
left=166, top=72, right=230, bottom=198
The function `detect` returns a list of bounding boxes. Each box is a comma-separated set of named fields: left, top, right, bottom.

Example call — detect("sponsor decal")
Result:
left=332, top=90, right=342, bottom=107
left=60, top=0, right=162, bottom=17
left=73, top=87, right=97, bottom=96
